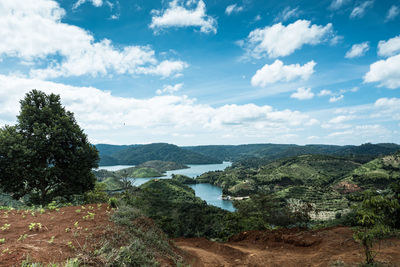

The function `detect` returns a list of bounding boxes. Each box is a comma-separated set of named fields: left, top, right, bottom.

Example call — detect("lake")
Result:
left=119, top=162, right=235, bottom=212
left=97, top=165, right=135, bottom=171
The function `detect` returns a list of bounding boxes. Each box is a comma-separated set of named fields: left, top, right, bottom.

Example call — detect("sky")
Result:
left=0, top=0, right=399, bottom=146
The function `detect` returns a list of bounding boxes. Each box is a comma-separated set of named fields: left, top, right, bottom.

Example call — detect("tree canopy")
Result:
left=0, top=90, right=99, bottom=204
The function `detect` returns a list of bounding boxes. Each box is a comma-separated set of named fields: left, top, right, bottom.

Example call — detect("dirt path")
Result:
left=174, top=227, right=400, bottom=267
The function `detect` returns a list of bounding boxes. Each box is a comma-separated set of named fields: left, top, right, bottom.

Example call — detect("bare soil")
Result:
left=175, top=227, right=400, bottom=267
left=1, top=205, right=400, bottom=267
left=0, top=204, right=114, bottom=266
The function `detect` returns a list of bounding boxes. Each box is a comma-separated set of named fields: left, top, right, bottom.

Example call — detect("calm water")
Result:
left=97, top=165, right=135, bottom=171
left=129, top=162, right=235, bottom=212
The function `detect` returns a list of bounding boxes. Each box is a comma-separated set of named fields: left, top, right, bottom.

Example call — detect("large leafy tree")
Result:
left=0, top=90, right=99, bottom=204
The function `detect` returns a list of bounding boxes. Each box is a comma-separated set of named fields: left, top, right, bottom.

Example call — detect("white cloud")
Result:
left=225, top=4, right=243, bottom=15
left=290, top=87, right=314, bottom=100
left=330, top=35, right=344, bottom=46
left=149, top=0, right=217, bottom=34
left=378, top=35, right=400, bottom=57
left=242, top=20, right=333, bottom=59
left=329, top=0, right=351, bottom=10
left=374, top=97, right=400, bottom=120
left=329, top=95, right=344, bottom=102
left=73, top=0, right=103, bottom=9
left=136, top=60, right=189, bottom=78
left=328, top=125, right=390, bottom=140
left=0, top=0, right=187, bottom=79
left=275, top=7, right=299, bottom=22
left=350, top=1, right=373, bottom=19
left=318, top=89, right=333, bottom=96
left=251, top=60, right=316, bottom=87
left=156, top=83, right=184, bottom=95
left=386, top=5, right=399, bottom=22
left=364, top=54, right=400, bottom=89
left=0, top=74, right=318, bottom=144
left=329, top=115, right=355, bottom=124
left=345, top=42, right=369, bottom=58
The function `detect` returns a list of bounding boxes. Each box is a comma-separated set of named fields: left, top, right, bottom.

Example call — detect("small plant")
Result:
left=48, top=236, right=55, bottom=244
left=18, top=234, right=28, bottom=242
left=47, top=201, right=58, bottom=210
left=65, top=227, right=71, bottom=233
left=75, top=209, right=81, bottom=213
left=67, top=241, right=75, bottom=250
left=108, top=197, right=119, bottom=208
left=0, top=224, right=10, bottom=231
left=83, top=212, right=95, bottom=220
left=0, top=238, right=5, bottom=244
left=28, top=222, right=43, bottom=231
left=74, top=221, right=79, bottom=228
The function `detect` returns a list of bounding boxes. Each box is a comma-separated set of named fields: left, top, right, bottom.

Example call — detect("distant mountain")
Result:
left=183, top=143, right=400, bottom=163
left=96, top=143, right=221, bottom=166
left=96, top=142, right=400, bottom=166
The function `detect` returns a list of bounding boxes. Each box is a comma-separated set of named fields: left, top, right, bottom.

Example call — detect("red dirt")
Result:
left=0, top=204, right=114, bottom=266
left=2, top=205, right=400, bottom=266
left=175, top=227, right=400, bottom=267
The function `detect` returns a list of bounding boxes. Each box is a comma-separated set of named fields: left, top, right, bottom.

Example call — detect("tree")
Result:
left=352, top=191, right=399, bottom=264
left=0, top=90, right=99, bottom=204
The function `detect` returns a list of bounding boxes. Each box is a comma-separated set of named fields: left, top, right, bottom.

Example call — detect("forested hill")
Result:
left=96, top=142, right=400, bottom=166
left=182, top=143, right=400, bottom=163
left=96, top=143, right=221, bottom=166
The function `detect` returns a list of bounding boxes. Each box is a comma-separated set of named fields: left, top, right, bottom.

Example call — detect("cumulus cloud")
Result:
left=364, top=54, right=400, bottom=89
left=290, top=87, right=314, bottom=100
left=149, top=0, right=217, bottom=34
left=329, top=95, right=344, bottom=102
left=156, top=83, right=184, bottom=95
left=73, top=0, right=103, bottom=9
left=318, top=89, right=333, bottom=96
left=0, top=0, right=187, bottom=79
left=386, top=5, right=399, bottom=22
left=345, top=42, right=369, bottom=58
left=251, top=60, right=316, bottom=87
left=242, top=20, right=334, bottom=59
left=0, top=74, right=318, bottom=144
left=329, top=0, right=351, bottom=10
left=225, top=4, right=243, bottom=15
left=350, top=1, right=373, bottom=19
left=329, top=115, right=355, bottom=124
left=378, top=35, right=400, bottom=57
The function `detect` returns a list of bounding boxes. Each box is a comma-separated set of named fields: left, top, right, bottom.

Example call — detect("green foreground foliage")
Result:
left=352, top=189, right=400, bottom=264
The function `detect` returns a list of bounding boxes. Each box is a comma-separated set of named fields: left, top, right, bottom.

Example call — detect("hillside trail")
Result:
left=174, top=227, right=400, bottom=267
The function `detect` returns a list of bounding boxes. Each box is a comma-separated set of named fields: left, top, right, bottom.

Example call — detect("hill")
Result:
left=197, top=154, right=362, bottom=196
left=183, top=143, right=400, bottom=163
left=336, top=151, right=400, bottom=190
left=96, top=142, right=400, bottom=166
left=96, top=143, right=221, bottom=166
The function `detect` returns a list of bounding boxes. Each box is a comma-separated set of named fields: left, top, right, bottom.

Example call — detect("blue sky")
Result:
left=0, top=0, right=399, bottom=145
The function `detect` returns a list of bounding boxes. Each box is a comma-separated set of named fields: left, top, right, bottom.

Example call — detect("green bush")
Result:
left=85, top=183, right=109, bottom=203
